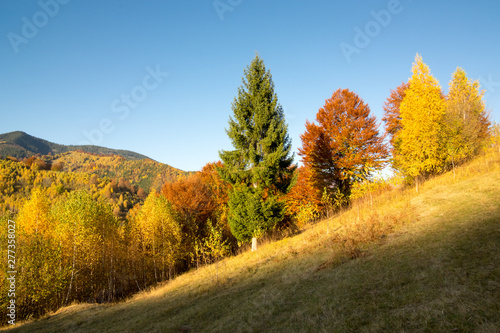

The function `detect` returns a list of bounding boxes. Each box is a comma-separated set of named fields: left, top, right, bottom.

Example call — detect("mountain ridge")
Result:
left=0, top=131, right=151, bottom=161
left=0, top=131, right=191, bottom=192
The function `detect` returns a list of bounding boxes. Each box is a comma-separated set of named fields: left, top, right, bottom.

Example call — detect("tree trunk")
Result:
left=251, top=237, right=258, bottom=251
left=65, top=241, right=76, bottom=305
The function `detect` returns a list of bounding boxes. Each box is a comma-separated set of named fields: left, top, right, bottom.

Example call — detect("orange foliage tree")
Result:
left=283, top=166, right=321, bottom=225
left=199, top=161, right=230, bottom=217
left=162, top=161, right=236, bottom=263
left=199, top=161, right=232, bottom=235
left=382, top=81, right=409, bottom=152
left=162, top=173, right=216, bottom=228
left=161, top=172, right=217, bottom=263
left=298, top=88, right=387, bottom=200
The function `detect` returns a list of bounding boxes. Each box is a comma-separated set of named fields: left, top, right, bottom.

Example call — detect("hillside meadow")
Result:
left=3, top=151, right=499, bottom=333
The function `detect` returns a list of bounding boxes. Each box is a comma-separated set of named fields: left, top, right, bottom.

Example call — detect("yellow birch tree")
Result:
left=135, top=192, right=181, bottom=283
left=16, top=189, right=68, bottom=318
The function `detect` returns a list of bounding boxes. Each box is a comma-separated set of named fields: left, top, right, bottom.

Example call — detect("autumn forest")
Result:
left=0, top=53, right=495, bottom=324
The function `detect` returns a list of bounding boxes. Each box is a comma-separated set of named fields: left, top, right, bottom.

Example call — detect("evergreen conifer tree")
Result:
left=219, top=55, right=296, bottom=242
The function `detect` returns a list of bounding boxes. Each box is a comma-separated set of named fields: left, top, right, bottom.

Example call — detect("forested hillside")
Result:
left=0, top=157, right=144, bottom=220
left=50, top=151, right=190, bottom=192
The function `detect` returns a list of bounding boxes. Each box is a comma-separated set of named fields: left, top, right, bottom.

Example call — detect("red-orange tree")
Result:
left=199, top=161, right=234, bottom=234
left=161, top=173, right=216, bottom=246
left=162, top=163, right=236, bottom=264
left=199, top=161, right=230, bottom=216
left=162, top=174, right=215, bottom=226
left=298, top=88, right=387, bottom=199
left=283, top=166, right=322, bottom=225
left=382, top=81, right=409, bottom=151
left=284, top=166, right=321, bottom=216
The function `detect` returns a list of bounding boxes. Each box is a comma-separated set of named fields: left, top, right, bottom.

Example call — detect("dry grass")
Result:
left=3, top=153, right=500, bottom=332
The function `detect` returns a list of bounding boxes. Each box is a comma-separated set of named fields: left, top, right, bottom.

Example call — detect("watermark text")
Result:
left=6, top=220, right=16, bottom=325
left=80, top=65, right=168, bottom=146
left=339, top=0, right=403, bottom=63
left=7, top=0, right=71, bottom=54
left=213, top=0, right=243, bottom=21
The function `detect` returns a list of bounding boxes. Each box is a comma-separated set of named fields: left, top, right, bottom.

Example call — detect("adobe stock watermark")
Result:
left=213, top=0, right=243, bottom=21
left=6, top=220, right=17, bottom=325
left=7, top=0, right=70, bottom=54
left=80, top=65, right=169, bottom=146
left=480, top=74, right=500, bottom=101
left=339, top=0, right=404, bottom=64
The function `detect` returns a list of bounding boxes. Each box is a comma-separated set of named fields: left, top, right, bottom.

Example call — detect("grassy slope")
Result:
left=5, top=156, right=500, bottom=333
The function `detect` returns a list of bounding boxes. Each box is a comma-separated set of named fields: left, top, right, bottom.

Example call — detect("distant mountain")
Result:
left=0, top=131, right=191, bottom=192
left=0, top=131, right=149, bottom=160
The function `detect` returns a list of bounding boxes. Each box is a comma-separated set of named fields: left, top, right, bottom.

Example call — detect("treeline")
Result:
left=287, top=54, right=491, bottom=220
left=0, top=53, right=494, bottom=323
left=386, top=55, right=489, bottom=186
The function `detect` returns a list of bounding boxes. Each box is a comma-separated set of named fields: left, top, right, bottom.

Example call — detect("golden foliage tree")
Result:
left=444, top=67, right=490, bottom=167
left=16, top=189, right=68, bottom=317
left=54, top=190, right=118, bottom=303
left=394, top=54, right=446, bottom=181
left=134, top=192, right=181, bottom=282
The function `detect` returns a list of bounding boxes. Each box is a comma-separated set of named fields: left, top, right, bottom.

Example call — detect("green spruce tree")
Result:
left=219, top=55, right=296, bottom=243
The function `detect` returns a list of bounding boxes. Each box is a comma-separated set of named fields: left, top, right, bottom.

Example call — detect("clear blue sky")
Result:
left=1, top=0, right=499, bottom=171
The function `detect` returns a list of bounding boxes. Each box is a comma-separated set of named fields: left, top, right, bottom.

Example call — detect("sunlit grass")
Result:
left=4, top=152, right=500, bottom=332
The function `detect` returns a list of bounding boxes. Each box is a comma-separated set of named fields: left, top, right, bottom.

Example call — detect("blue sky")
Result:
left=1, top=0, right=499, bottom=171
